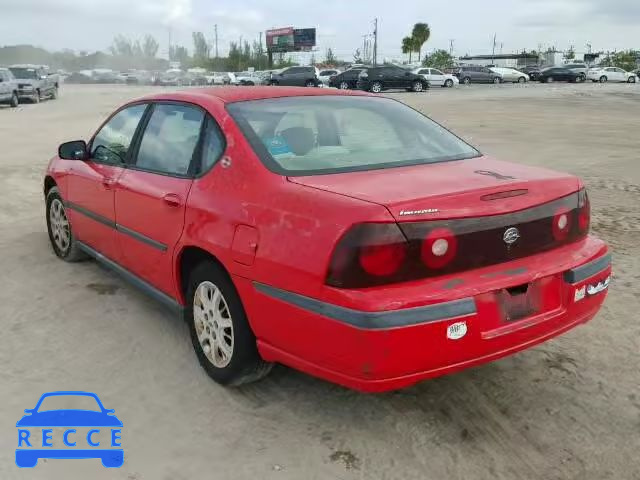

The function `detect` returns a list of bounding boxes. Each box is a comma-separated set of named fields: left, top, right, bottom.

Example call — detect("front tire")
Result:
left=32, top=90, right=40, bottom=103
left=50, top=87, right=58, bottom=99
left=546, top=76, right=554, bottom=83
left=10, top=92, right=19, bottom=107
left=339, top=81, right=349, bottom=89
left=444, top=79, right=454, bottom=88
left=493, top=76, right=501, bottom=84
left=305, top=80, right=316, bottom=87
left=370, top=81, right=383, bottom=93
left=187, top=261, right=272, bottom=386
left=599, top=76, right=607, bottom=83
left=518, top=76, right=526, bottom=83
left=46, top=187, right=86, bottom=262
left=628, top=76, right=636, bottom=83
left=462, top=77, right=471, bottom=85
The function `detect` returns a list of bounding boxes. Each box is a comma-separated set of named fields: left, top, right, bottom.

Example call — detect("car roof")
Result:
left=136, top=86, right=374, bottom=104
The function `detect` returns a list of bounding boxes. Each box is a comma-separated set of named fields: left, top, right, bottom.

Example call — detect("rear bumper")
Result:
left=238, top=236, right=610, bottom=392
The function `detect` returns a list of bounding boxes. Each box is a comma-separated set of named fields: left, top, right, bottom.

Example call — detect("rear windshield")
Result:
left=227, top=96, right=480, bottom=176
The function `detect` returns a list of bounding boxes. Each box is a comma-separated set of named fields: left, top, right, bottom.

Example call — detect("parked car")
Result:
left=65, top=71, right=94, bottom=84
left=44, top=86, right=610, bottom=392
left=318, top=69, right=340, bottom=86
left=489, top=67, right=529, bottom=83
left=564, top=63, right=588, bottom=81
left=328, top=69, right=362, bottom=89
left=269, top=66, right=319, bottom=87
left=454, top=66, right=502, bottom=84
left=9, top=65, right=59, bottom=103
left=209, top=72, right=230, bottom=85
left=234, top=72, right=265, bottom=86
left=413, top=67, right=459, bottom=87
left=0, top=67, right=19, bottom=107
left=357, top=66, right=429, bottom=92
left=537, top=67, right=585, bottom=83
left=587, top=67, right=638, bottom=83
left=519, top=65, right=545, bottom=81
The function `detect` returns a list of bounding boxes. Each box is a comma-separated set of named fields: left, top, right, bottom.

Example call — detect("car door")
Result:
left=480, top=67, right=494, bottom=83
left=612, top=68, right=626, bottom=82
left=0, top=71, right=9, bottom=100
left=114, top=102, right=208, bottom=297
left=429, top=68, right=446, bottom=86
left=65, top=103, right=148, bottom=261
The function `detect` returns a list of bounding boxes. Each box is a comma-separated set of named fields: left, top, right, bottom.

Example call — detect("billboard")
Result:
left=266, top=27, right=294, bottom=52
left=266, top=27, right=316, bottom=52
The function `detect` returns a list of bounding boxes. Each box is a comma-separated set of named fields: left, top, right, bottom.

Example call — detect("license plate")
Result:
left=497, top=282, right=542, bottom=322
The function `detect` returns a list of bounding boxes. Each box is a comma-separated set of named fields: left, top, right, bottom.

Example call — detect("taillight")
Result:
left=552, top=208, right=572, bottom=241
left=578, top=188, right=590, bottom=233
left=326, top=223, right=407, bottom=288
left=326, top=190, right=591, bottom=289
left=421, top=227, right=457, bottom=269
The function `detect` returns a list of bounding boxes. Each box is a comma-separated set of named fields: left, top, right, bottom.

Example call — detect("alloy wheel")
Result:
left=339, top=81, right=349, bottom=89
left=371, top=82, right=382, bottom=93
left=49, top=198, right=70, bottom=253
left=193, top=281, right=234, bottom=368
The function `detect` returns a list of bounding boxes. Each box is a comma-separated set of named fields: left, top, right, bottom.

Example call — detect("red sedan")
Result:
left=44, top=87, right=611, bottom=392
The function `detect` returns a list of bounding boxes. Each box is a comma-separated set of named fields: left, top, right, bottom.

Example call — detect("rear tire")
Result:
left=493, top=76, right=501, bottom=84
left=50, top=87, right=58, bottom=99
left=10, top=92, right=18, bottom=107
left=45, top=187, right=87, bottom=262
left=546, top=76, right=554, bottom=83
left=305, top=80, right=315, bottom=87
left=186, top=261, right=272, bottom=386
left=339, top=81, right=349, bottom=89
left=411, top=80, right=424, bottom=92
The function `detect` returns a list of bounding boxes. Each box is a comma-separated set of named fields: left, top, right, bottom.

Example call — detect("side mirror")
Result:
left=24, top=409, right=33, bottom=414
left=59, top=140, right=88, bottom=160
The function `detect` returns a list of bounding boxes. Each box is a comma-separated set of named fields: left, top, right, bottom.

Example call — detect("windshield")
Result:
left=227, top=96, right=480, bottom=176
left=9, top=67, right=38, bottom=79
left=36, top=394, right=102, bottom=412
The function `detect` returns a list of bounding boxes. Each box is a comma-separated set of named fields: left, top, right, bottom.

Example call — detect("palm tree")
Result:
left=402, top=36, right=413, bottom=63
left=411, top=23, right=431, bottom=63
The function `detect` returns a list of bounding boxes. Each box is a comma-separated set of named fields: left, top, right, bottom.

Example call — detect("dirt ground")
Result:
left=1, top=83, right=639, bottom=480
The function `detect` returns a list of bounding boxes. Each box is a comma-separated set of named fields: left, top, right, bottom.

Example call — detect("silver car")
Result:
left=0, top=68, right=19, bottom=107
left=489, top=67, right=529, bottom=83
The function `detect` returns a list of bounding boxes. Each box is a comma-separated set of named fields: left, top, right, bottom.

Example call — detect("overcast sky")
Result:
left=1, top=0, right=638, bottom=60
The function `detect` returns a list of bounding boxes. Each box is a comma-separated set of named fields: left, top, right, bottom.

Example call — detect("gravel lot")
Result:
left=1, top=83, right=639, bottom=480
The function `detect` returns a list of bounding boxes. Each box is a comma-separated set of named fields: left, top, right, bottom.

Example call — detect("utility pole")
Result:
left=373, top=18, right=378, bottom=66
left=491, top=33, right=497, bottom=65
left=214, top=24, right=219, bottom=58
left=259, top=31, right=263, bottom=70
left=168, top=27, right=172, bottom=60
left=239, top=35, right=242, bottom=70
left=449, top=39, right=454, bottom=56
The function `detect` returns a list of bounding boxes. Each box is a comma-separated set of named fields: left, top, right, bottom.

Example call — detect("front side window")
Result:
left=432, top=69, right=444, bottom=75
left=228, top=96, right=480, bottom=176
left=134, top=103, right=204, bottom=176
left=91, top=104, right=147, bottom=164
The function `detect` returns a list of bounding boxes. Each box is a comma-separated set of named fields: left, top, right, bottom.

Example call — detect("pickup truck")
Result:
left=0, top=67, right=19, bottom=107
left=8, top=65, right=59, bottom=103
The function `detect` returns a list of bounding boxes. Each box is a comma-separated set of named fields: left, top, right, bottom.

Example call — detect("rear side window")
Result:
left=91, top=104, right=147, bottom=164
left=134, top=104, right=204, bottom=176
left=200, top=117, right=226, bottom=172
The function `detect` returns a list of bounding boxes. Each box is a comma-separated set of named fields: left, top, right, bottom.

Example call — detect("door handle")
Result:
left=163, top=193, right=182, bottom=207
left=102, top=178, right=116, bottom=189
